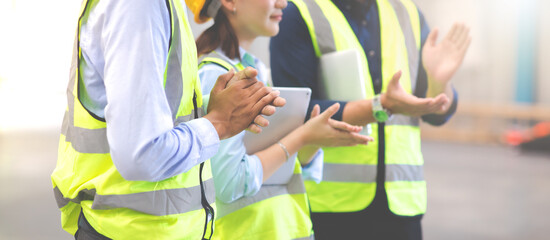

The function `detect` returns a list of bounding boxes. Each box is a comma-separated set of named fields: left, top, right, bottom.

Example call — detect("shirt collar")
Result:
left=213, top=47, right=256, bottom=66
left=333, top=0, right=375, bottom=20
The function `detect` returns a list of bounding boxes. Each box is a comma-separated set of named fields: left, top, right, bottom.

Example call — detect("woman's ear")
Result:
left=220, top=0, right=237, bottom=14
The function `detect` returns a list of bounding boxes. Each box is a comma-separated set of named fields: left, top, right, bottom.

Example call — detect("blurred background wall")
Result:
left=1, top=0, right=549, bottom=239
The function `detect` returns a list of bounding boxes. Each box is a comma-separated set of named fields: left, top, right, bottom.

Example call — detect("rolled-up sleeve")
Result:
left=300, top=149, right=324, bottom=183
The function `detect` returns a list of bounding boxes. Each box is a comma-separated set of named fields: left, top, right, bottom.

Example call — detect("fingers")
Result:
left=319, top=103, right=341, bottom=120
left=261, top=105, right=276, bottom=116
left=455, top=24, right=470, bottom=45
left=213, top=69, right=235, bottom=92
left=349, top=133, right=374, bottom=145
left=431, top=93, right=450, bottom=112
left=241, top=67, right=258, bottom=79
left=446, top=22, right=460, bottom=42
left=328, top=119, right=362, bottom=133
left=234, top=67, right=258, bottom=80
left=246, top=123, right=262, bottom=134
left=245, top=81, right=269, bottom=98
left=425, top=28, right=439, bottom=47
left=333, top=132, right=374, bottom=147
left=459, top=35, right=472, bottom=56
left=228, top=67, right=259, bottom=88
left=388, top=71, right=402, bottom=89
left=254, top=115, right=269, bottom=128
left=310, top=104, right=321, bottom=118
left=252, top=89, right=280, bottom=114
left=418, top=93, right=449, bottom=114
left=272, top=96, right=286, bottom=108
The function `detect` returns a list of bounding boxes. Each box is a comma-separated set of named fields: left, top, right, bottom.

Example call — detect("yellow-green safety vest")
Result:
left=291, top=0, right=426, bottom=216
left=51, top=0, right=216, bottom=239
left=198, top=53, right=314, bottom=240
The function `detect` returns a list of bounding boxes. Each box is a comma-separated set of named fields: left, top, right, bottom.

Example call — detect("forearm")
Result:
left=308, top=99, right=347, bottom=121
left=255, top=126, right=307, bottom=181
left=426, top=78, right=454, bottom=115
left=297, top=145, right=320, bottom=166
left=342, top=99, right=376, bottom=126
left=108, top=118, right=220, bottom=182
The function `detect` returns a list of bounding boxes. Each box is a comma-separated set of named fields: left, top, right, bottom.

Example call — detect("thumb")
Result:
left=388, top=71, right=402, bottom=89
left=319, top=103, right=340, bottom=120
left=426, top=28, right=439, bottom=47
left=228, top=67, right=258, bottom=87
left=310, top=104, right=321, bottom=118
left=213, top=69, right=235, bottom=92
left=234, top=67, right=258, bottom=80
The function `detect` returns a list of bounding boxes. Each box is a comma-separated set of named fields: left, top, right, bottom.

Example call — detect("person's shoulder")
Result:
left=102, top=0, right=168, bottom=15
left=277, top=2, right=308, bottom=37
left=283, top=2, right=303, bottom=19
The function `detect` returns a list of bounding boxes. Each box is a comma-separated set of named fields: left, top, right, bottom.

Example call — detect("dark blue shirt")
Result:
left=270, top=0, right=457, bottom=125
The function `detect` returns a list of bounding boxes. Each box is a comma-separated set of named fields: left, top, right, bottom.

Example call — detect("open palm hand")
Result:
left=422, top=22, right=471, bottom=84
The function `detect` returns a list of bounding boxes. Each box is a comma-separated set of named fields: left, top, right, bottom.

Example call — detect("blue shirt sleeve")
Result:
left=415, top=9, right=459, bottom=126
left=88, top=0, right=220, bottom=182
left=199, top=63, right=264, bottom=203
left=270, top=2, right=347, bottom=121
left=300, top=149, right=324, bottom=183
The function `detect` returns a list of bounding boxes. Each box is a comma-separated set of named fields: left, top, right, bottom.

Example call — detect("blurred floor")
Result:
left=0, top=130, right=549, bottom=239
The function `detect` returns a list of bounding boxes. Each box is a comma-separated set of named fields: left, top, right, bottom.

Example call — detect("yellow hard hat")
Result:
left=185, top=0, right=222, bottom=23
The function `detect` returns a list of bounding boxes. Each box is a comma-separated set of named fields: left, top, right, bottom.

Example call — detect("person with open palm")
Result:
left=270, top=0, right=471, bottom=239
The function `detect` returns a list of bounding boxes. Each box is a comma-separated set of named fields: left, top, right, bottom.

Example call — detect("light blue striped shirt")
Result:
left=78, top=0, right=220, bottom=182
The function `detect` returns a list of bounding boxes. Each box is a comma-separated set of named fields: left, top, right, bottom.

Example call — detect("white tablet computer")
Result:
left=319, top=49, right=367, bottom=101
left=243, top=87, right=311, bottom=185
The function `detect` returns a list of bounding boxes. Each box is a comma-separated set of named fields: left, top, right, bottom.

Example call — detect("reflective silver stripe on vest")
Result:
left=61, top=95, right=110, bottom=154
left=385, top=164, right=424, bottom=182
left=322, top=163, right=423, bottom=183
left=53, top=187, right=96, bottom=208
left=174, top=108, right=204, bottom=125
left=322, top=163, right=377, bottom=183
left=293, top=235, right=315, bottom=240
left=54, top=179, right=216, bottom=216
left=61, top=93, right=197, bottom=153
left=215, top=174, right=306, bottom=219
left=387, top=0, right=420, bottom=92
left=302, top=0, right=336, bottom=55
left=386, top=114, right=420, bottom=127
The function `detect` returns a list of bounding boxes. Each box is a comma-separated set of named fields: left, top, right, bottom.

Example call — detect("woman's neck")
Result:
left=234, top=27, right=257, bottom=51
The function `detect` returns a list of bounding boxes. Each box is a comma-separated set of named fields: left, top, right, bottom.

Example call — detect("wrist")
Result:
left=427, top=77, right=451, bottom=97
left=380, top=92, right=389, bottom=109
left=203, top=112, right=228, bottom=139
left=291, top=126, right=309, bottom=149
left=372, top=94, right=392, bottom=122
left=343, top=100, right=373, bottom=126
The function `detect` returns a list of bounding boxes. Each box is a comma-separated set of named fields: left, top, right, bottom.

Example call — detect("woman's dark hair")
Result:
left=196, top=10, right=240, bottom=59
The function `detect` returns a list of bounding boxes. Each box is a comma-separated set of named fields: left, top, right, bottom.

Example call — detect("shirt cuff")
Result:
left=308, top=99, right=347, bottom=121
left=421, top=88, right=459, bottom=126
left=186, top=118, right=220, bottom=160
left=301, top=149, right=324, bottom=183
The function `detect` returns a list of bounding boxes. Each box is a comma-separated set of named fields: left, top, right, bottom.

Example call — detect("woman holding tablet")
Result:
left=186, top=0, right=372, bottom=239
